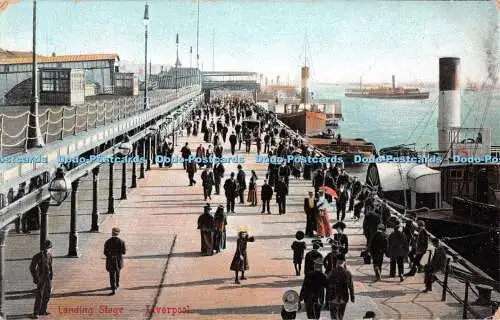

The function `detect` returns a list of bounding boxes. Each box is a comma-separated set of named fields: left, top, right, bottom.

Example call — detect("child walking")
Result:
left=291, top=231, right=306, bottom=276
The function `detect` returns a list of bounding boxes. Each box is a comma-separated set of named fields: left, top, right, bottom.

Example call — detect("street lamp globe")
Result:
left=117, top=135, right=132, bottom=156
left=48, top=168, right=71, bottom=206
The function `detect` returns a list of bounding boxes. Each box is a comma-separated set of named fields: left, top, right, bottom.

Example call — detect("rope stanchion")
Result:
left=61, top=108, right=65, bottom=140
left=24, top=115, right=29, bottom=152
left=45, top=112, right=50, bottom=144
left=73, top=107, right=77, bottom=135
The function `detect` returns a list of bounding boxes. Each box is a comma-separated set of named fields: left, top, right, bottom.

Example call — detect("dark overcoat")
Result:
left=230, top=236, right=255, bottom=271
left=104, top=237, right=126, bottom=272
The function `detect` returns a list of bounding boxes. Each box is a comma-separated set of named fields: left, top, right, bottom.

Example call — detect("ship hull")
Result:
left=278, top=110, right=326, bottom=135
left=345, top=93, right=429, bottom=99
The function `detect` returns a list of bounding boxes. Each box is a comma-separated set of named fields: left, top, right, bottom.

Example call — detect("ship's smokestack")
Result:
left=437, top=57, right=461, bottom=152
left=392, top=75, right=395, bottom=90
left=301, top=66, right=309, bottom=104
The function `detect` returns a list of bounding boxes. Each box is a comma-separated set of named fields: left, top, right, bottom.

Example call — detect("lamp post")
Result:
left=27, top=0, right=45, bottom=149
left=143, top=3, right=149, bottom=110
left=47, top=168, right=73, bottom=255
left=118, top=135, right=132, bottom=200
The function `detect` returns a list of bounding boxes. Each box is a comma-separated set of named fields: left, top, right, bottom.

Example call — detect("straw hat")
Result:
left=282, top=290, right=300, bottom=312
left=236, top=226, right=250, bottom=233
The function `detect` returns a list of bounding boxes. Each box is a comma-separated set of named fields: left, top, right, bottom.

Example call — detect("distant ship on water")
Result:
left=345, top=75, right=430, bottom=100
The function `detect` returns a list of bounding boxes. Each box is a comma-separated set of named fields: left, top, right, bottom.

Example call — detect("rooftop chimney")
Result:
left=392, top=75, right=395, bottom=90
left=437, top=57, right=461, bottom=152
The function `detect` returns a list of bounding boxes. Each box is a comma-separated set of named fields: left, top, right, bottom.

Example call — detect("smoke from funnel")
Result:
left=484, top=14, right=498, bottom=85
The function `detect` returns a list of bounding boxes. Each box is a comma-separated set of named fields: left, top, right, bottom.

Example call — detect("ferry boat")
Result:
left=365, top=57, right=499, bottom=281
left=345, top=75, right=430, bottom=100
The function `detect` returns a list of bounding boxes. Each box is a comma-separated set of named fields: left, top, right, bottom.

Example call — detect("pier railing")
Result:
left=382, top=202, right=499, bottom=319
left=270, top=112, right=500, bottom=318
left=0, top=85, right=201, bottom=156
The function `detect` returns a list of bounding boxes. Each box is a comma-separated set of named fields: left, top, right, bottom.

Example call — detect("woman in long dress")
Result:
left=230, top=231, right=255, bottom=284
left=247, top=177, right=258, bottom=206
left=316, top=207, right=333, bottom=237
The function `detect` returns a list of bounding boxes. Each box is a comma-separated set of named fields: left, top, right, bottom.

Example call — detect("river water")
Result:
left=311, top=85, right=500, bottom=152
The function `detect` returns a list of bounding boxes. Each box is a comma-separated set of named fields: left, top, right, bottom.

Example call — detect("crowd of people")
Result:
left=157, top=96, right=448, bottom=319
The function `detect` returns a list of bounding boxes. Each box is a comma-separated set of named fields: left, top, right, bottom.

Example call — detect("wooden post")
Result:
left=441, top=257, right=451, bottom=301
left=463, top=280, right=469, bottom=319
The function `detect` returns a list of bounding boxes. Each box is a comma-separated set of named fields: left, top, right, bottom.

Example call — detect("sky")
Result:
left=1, top=0, right=498, bottom=84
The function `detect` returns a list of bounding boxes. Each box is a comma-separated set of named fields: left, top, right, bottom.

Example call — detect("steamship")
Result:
left=345, top=75, right=430, bottom=99
left=260, top=65, right=343, bottom=135
left=365, top=57, right=500, bottom=280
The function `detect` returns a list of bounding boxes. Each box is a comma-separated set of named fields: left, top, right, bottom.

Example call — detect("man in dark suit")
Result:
left=405, top=220, right=429, bottom=276
left=229, top=132, right=238, bottom=155
left=260, top=179, right=273, bottom=214
left=275, top=176, right=288, bottom=215
left=213, top=163, right=225, bottom=195
left=304, top=191, right=319, bottom=237
left=30, top=240, right=54, bottom=319
left=327, top=256, right=355, bottom=320
left=201, top=168, right=215, bottom=200
left=104, top=227, right=126, bottom=295
left=236, top=165, right=246, bottom=204
left=224, top=172, right=238, bottom=213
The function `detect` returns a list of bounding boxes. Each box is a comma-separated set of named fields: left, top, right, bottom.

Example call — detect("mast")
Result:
left=301, top=29, right=309, bottom=104
left=212, top=28, right=215, bottom=71
left=196, top=0, right=200, bottom=68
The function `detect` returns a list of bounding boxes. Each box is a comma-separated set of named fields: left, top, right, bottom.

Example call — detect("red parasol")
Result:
left=321, top=185, right=337, bottom=199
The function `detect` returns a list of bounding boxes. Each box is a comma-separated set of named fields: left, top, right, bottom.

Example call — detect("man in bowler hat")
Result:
left=104, top=227, right=126, bottom=295
left=30, top=240, right=54, bottom=319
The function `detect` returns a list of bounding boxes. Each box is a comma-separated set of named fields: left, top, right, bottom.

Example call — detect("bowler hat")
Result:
left=282, top=290, right=300, bottom=312
left=43, top=240, right=53, bottom=250
left=333, top=222, right=346, bottom=230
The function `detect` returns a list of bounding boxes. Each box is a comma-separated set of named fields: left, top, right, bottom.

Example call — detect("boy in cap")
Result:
left=104, top=227, right=126, bottom=295
left=30, top=240, right=54, bottom=319
left=291, top=231, right=306, bottom=276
